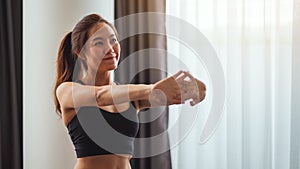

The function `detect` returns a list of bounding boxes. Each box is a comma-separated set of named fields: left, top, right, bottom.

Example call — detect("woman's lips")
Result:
left=101, top=52, right=117, bottom=61
left=102, top=57, right=115, bottom=60
left=102, top=55, right=117, bottom=61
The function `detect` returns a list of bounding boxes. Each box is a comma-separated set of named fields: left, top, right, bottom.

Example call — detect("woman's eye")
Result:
left=95, top=41, right=103, bottom=46
left=110, top=38, right=117, bottom=44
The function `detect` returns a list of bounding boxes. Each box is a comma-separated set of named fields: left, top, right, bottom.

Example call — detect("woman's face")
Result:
left=83, top=22, right=120, bottom=74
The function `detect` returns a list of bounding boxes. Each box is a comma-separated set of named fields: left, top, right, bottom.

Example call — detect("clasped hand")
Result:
left=150, top=70, right=206, bottom=106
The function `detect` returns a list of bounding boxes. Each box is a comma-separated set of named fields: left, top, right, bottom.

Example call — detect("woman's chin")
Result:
left=102, top=65, right=118, bottom=72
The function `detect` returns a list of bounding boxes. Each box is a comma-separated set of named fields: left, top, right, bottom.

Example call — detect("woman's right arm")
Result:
left=56, top=71, right=187, bottom=110
left=56, top=82, right=155, bottom=110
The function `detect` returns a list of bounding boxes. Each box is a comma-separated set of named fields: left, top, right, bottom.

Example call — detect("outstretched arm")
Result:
left=56, top=71, right=185, bottom=111
left=56, top=82, right=153, bottom=110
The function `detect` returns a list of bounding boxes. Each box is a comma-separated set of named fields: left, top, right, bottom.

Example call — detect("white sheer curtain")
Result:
left=166, top=0, right=300, bottom=169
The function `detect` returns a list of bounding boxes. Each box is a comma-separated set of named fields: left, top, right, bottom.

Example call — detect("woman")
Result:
left=54, top=13, right=206, bottom=169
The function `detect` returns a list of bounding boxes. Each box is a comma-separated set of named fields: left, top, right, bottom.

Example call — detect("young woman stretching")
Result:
left=54, top=13, right=206, bottom=169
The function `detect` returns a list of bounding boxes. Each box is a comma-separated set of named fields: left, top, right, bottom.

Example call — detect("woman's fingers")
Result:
left=172, top=70, right=193, bottom=81
left=182, top=71, right=195, bottom=80
left=171, top=70, right=184, bottom=79
left=176, top=71, right=207, bottom=106
left=176, top=74, right=190, bottom=84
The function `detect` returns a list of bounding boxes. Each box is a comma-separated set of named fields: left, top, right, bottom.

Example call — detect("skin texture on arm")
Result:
left=56, top=82, right=153, bottom=110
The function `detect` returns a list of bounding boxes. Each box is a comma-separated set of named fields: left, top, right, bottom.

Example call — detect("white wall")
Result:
left=23, top=1, right=114, bottom=168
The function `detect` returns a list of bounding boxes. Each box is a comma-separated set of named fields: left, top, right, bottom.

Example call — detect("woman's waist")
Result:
left=75, top=154, right=132, bottom=169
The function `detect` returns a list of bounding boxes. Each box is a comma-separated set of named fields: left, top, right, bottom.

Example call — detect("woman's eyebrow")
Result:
left=92, top=37, right=104, bottom=41
left=92, top=34, right=115, bottom=42
left=108, top=34, right=116, bottom=38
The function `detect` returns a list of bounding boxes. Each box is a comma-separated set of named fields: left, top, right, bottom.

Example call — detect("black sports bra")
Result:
left=67, top=104, right=139, bottom=158
left=67, top=81, right=139, bottom=158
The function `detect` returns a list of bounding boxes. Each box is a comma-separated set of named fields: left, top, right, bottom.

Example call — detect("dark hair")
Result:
left=54, top=14, right=118, bottom=116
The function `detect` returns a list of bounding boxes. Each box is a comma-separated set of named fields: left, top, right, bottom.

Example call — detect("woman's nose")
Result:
left=104, top=43, right=114, bottom=54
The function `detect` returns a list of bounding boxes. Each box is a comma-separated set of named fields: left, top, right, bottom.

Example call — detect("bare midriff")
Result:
left=74, top=154, right=132, bottom=169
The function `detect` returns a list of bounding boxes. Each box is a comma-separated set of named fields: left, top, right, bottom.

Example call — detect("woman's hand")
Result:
left=175, top=71, right=206, bottom=106
left=149, top=71, right=188, bottom=106
left=139, top=70, right=206, bottom=108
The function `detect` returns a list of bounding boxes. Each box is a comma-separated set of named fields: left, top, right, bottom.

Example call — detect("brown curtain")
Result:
left=0, top=0, right=23, bottom=168
left=114, top=0, right=172, bottom=169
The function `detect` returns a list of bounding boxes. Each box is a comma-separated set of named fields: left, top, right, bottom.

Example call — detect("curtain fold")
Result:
left=166, top=0, right=298, bottom=168
left=114, top=0, right=172, bottom=169
left=0, top=0, right=23, bottom=169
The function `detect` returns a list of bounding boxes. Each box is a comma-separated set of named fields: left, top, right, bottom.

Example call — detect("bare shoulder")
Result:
left=56, top=82, right=75, bottom=96
left=55, top=82, right=77, bottom=108
left=55, top=81, right=99, bottom=110
left=56, top=82, right=85, bottom=126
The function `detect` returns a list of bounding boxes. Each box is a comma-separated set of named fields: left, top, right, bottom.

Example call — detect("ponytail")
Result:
left=54, top=32, right=76, bottom=116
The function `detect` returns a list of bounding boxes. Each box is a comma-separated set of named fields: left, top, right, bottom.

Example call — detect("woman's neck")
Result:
left=81, top=71, right=113, bottom=86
